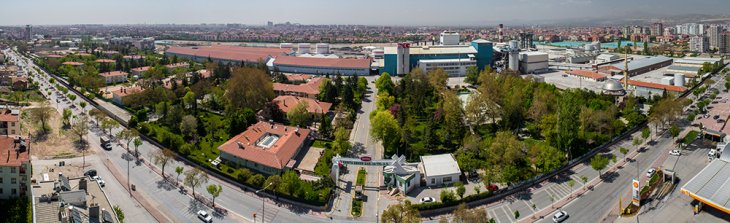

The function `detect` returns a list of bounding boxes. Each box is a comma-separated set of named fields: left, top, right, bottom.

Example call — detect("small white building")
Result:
left=417, top=58, right=476, bottom=77
left=420, top=154, right=461, bottom=187
left=383, top=155, right=420, bottom=194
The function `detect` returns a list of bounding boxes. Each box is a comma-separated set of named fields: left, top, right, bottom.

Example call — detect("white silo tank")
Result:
left=396, top=43, right=411, bottom=75
left=674, top=73, right=685, bottom=86
left=508, top=51, right=519, bottom=71
left=298, top=43, right=311, bottom=54
left=509, top=40, right=519, bottom=50
left=315, top=43, right=330, bottom=54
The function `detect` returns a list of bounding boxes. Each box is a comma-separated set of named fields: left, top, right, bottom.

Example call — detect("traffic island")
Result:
left=351, top=167, right=367, bottom=217
left=622, top=169, right=663, bottom=217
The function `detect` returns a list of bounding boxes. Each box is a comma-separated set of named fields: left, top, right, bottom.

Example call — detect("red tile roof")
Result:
left=622, top=79, right=687, bottom=92
left=131, top=66, right=151, bottom=73
left=285, top=74, right=312, bottom=81
left=273, top=78, right=324, bottom=96
left=44, top=54, right=64, bottom=58
left=273, top=96, right=332, bottom=114
left=112, top=86, right=143, bottom=97
left=219, top=121, right=311, bottom=170
left=62, top=61, right=84, bottom=66
left=0, top=136, right=30, bottom=167
left=0, top=110, right=19, bottom=122
left=95, top=59, right=116, bottom=63
left=98, top=71, right=128, bottom=77
left=123, top=55, right=145, bottom=60
left=166, top=45, right=289, bottom=63
left=273, top=56, right=371, bottom=69
left=165, top=62, right=189, bottom=69
left=566, top=70, right=607, bottom=80
left=197, top=69, right=211, bottom=78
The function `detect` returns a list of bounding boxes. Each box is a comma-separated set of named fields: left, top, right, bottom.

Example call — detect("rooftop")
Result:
left=61, top=61, right=84, bottom=66
left=606, top=56, right=673, bottom=71
left=273, top=77, right=324, bottom=96
left=218, top=121, right=311, bottom=170
left=623, top=78, right=687, bottom=92
left=131, top=66, right=151, bottom=73
left=681, top=153, right=730, bottom=214
left=384, top=45, right=477, bottom=55
left=166, top=45, right=290, bottom=63
left=566, top=70, right=607, bottom=80
left=273, top=95, right=333, bottom=114
left=95, top=59, right=115, bottom=63
left=165, top=62, right=189, bottom=69
left=111, top=86, right=143, bottom=97
left=0, top=136, right=30, bottom=167
left=273, top=56, right=370, bottom=69
left=420, top=154, right=461, bottom=177
left=98, top=71, right=128, bottom=77
left=0, top=109, right=20, bottom=122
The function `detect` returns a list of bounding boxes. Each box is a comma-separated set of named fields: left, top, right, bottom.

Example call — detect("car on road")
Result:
left=420, top=197, right=435, bottom=203
left=647, top=168, right=656, bottom=178
left=92, top=176, right=105, bottom=187
left=84, top=169, right=97, bottom=177
left=197, top=210, right=213, bottom=223
left=552, top=210, right=568, bottom=222
left=100, top=136, right=112, bottom=150
left=669, top=150, right=681, bottom=156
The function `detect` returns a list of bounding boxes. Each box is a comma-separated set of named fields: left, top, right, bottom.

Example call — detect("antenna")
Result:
left=623, top=52, right=629, bottom=88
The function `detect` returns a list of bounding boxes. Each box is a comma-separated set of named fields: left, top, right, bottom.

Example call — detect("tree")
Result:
left=101, top=118, right=119, bottom=135
left=225, top=67, right=275, bottom=112
left=440, top=189, right=457, bottom=203
left=375, top=72, right=394, bottom=95
left=278, top=170, right=301, bottom=196
left=287, top=101, right=310, bottom=127
left=620, top=147, right=629, bottom=160
left=319, top=114, right=333, bottom=139
left=264, top=175, right=282, bottom=194
left=428, top=68, right=449, bottom=93
left=465, top=66, right=481, bottom=85
left=89, top=108, right=105, bottom=127
left=70, top=116, right=90, bottom=142
left=175, top=166, right=184, bottom=181
left=452, top=203, right=488, bottom=223
left=116, top=129, right=137, bottom=151
left=514, top=210, right=520, bottom=220
left=206, top=184, right=223, bottom=207
left=567, top=179, right=575, bottom=198
left=669, top=124, right=680, bottom=144
left=62, top=108, right=73, bottom=127
left=642, top=127, right=651, bottom=142
left=179, top=115, right=198, bottom=140
left=30, top=102, right=53, bottom=133
left=79, top=101, right=87, bottom=110
left=182, top=90, right=197, bottom=112
left=370, top=110, right=402, bottom=155
left=133, top=138, right=142, bottom=157
left=152, top=149, right=175, bottom=179
left=590, top=154, right=610, bottom=179
left=580, top=175, right=588, bottom=190
left=184, top=168, right=209, bottom=197
left=455, top=182, right=466, bottom=199
left=380, top=200, right=421, bottom=223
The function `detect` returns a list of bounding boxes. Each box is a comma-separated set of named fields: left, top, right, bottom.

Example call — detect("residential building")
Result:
left=0, top=136, right=30, bottom=199
left=111, top=86, right=143, bottom=105
left=32, top=174, right=118, bottom=223
left=0, top=109, right=20, bottom=136
left=689, top=36, right=709, bottom=53
left=721, top=32, right=730, bottom=55
left=133, top=37, right=155, bottom=51
left=707, top=25, right=723, bottom=51
left=165, top=62, right=189, bottom=70
left=273, top=77, right=324, bottom=99
left=420, top=154, right=461, bottom=187
left=273, top=95, right=332, bottom=116
left=218, top=121, right=311, bottom=175
left=651, top=23, right=663, bottom=37
left=130, top=66, right=150, bottom=77
left=98, top=71, right=128, bottom=85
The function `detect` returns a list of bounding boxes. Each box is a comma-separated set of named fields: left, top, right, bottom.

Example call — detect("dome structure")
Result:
left=602, top=79, right=626, bottom=96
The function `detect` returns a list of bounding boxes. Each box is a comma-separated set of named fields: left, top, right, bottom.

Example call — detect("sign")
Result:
left=632, top=178, right=640, bottom=206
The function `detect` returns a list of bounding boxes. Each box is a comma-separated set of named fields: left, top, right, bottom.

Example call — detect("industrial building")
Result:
left=623, top=78, right=687, bottom=98
left=270, top=56, right=371, bottom=76
left=420, top=154, right=461, bottom=187
left=519, top=52, right=549, bottom=74
left=381, top=38, right=493, bottom=76
left=681, top=151, right=730, bottom=216
left=598, top=56, right=673, bottom=77
left=165, top=45, right=290, bottom=65
left=668, top=57, right=724, bottom=77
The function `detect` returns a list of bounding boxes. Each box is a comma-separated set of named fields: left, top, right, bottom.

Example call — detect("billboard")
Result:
left=632, top=178, right=640, bottom=206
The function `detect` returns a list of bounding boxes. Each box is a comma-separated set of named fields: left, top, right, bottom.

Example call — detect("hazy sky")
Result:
left=0, top=0, right=728, bottom=26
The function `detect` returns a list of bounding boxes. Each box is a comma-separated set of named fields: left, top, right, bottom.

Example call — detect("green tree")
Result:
left=101, top=118, right=120, bottom=135
left=452, top=203, right=488, bottom=223
left=287, top=101, right=311, bottom=127
left=182, top=89, right=197, bottom=112
left=465, top=66, right=480, bottom=85
left=381, top=200, right=421, bottom=223
left=278, top=170, right=301, bottom=196
left=179, top=115, right=198, bottom=140
left=567, top=179, right=576, bottom=198
left=225, top=67, right=275, bottom=112
left=669, top=124, right=680, bottom=144
left=580, top=175, right=588, bottom=190
left=62, top=108, right=73, bottom=127
left=206, top=184, right=223, bottom=207
left=30, top=102, right=53, bottom=133
left=370, top=110, right=402, bottom=155
left=440, top=189, right=457, bottom=203
left=375, top=72, right=394, bottom=95
left=133, top=138, right=142, bottom=157
left=264, top=175, right=282, bottom=194
left=151, top=148, right=175, bottom=179
left=455, top=182, right=466, bottom=199
left=620, top=147, right=629, bottom=159
left=184, top=168, right=209, bottom=197
left=590, top=154, right=610, bottom=179
left=175, top=166, right=184, bottom=181
left=642, top=127, right=651, bottom=142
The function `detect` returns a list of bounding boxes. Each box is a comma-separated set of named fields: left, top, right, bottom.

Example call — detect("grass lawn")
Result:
left=351, top=199, right=363, bottom=217
left=683, top=130, right=699, bottom=145
left=356, top=168, right=367, bottom=186
left=1, top=89, right=46, bottom=103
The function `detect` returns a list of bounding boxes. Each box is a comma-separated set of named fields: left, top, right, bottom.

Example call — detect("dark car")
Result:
left=84, top=169, right=97, bottom=177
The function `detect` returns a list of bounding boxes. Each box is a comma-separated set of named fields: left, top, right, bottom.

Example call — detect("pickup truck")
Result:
left=100, top=136, right=112, bottom=150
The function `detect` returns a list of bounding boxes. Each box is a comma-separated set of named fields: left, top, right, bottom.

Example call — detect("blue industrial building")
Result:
left=381, top=39, right=493, bottom=76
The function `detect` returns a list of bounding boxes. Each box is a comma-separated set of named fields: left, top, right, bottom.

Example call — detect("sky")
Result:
left=0, top=0, right=728, bottom=26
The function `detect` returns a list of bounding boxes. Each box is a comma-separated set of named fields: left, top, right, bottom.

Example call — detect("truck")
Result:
left=100, top=136, right=112, bottom=150
left=710, top=138, right=730, bottom=160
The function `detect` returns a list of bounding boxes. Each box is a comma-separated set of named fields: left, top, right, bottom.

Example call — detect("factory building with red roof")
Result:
left=272, top=56, right=371, bottom=76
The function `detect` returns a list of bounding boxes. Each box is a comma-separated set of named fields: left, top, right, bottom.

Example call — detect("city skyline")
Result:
left=1, top=0, right=729, bottom=26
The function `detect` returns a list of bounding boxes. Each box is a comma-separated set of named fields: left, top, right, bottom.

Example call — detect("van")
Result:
left=100, top=136, right=112, bottom=150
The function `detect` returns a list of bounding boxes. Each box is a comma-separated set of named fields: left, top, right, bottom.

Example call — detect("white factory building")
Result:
left=420, top=154, right=461, bottom=187
left=519, top=52, right=549, bottom=74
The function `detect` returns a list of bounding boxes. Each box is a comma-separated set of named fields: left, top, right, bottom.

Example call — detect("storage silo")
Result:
left=674, top=73, right=685, bottom=86
left=508, top=40, right=520, bottom=71
left=315, top=43, right=330, bottom=54
left=298, top=43, right=311, bottom=54
left=509, top=40, right=519, bottom=50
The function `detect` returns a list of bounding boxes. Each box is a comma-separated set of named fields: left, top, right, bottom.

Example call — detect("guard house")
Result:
left=420, top=154, right=462, bottom=187
left=383, top=155, right=420, bottom=195
left=703, top=129, right=726, bottom=142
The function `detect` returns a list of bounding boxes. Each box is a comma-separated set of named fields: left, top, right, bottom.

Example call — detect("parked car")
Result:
left=647, top=168, right=656, bottom=178
left=84, top=169, right=97, bottom=177
left=420, top=197, right=435, bottom=203
left=92, top=176, right=105, bottom=187
left=669, top=150, right=681, bottom=156
left=100, top=136, right=112, bottom=150
left=197, top=210, right=213, bottom=223
left=552, top=210, right=568, bottom=222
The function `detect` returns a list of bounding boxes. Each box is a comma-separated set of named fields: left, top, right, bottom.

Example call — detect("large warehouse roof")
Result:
left=681, top=152, right=730, bottom=214
left=166, top=45, right=290, bottom=62
left=384, top=45, right=477, bottom=55
left=273, top=56, right=371, bottom=69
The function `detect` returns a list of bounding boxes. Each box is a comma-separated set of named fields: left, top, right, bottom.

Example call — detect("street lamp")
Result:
left=256, top=183, right=274, bottom=223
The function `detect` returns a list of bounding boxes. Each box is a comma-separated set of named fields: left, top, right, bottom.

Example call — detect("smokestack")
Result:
left=498, top=24, right=504, bottom=43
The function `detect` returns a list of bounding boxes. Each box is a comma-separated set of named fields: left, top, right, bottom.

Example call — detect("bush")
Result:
left=247, top=174, right=265, bottom=187
left=440, top=189, right=457, bottom=203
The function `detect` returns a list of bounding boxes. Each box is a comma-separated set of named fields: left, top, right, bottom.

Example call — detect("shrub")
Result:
left=247, top=174, right=265, bottom=187
left=440, top=189, right=457, bottom=203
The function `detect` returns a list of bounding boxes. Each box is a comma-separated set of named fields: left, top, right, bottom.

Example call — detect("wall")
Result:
left=275, top=64, right=369, bottom=76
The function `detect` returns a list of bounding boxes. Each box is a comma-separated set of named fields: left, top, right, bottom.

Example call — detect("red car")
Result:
left=360, top=156, right=372, bottom=161
left=487, top=184, right=498, bottom=192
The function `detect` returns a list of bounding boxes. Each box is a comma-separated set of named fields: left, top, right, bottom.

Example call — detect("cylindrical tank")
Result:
left=280, top=43, right=293, bottom=49
left=315, top=43, right=329, bottom=54
left=674, top=73, right=685, bottom=86
left=298, top=43, right=311, bottom=54
left=509, top=40, right=519, bottom=50
left=508, top=51, right=519, bottom=71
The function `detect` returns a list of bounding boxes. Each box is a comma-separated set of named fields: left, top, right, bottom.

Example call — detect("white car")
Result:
left=420, top=197, right=435, bottom=203
left=647, top=168, right=656, bottom=178
left=552, top=210, right=568, bottom=222
left=669, top=150, right=681, bottom=156
left=92, top=176, right=105, bottom=187
left=197, top=210, right=213, bottom=223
